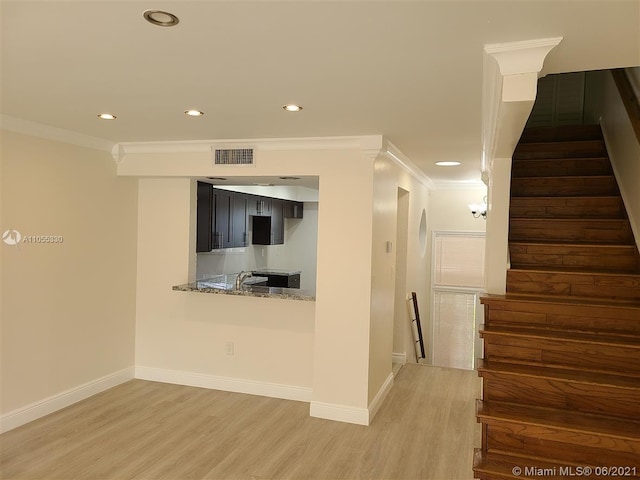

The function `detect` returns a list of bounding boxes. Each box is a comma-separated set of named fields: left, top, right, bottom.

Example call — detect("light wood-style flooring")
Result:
left=0, top=364, right=481, bottom=480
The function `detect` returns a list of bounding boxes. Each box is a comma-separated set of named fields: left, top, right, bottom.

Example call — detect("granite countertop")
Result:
left=172, top=273, right=315, bottom=301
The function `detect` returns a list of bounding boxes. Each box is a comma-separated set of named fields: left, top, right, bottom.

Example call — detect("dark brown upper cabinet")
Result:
left=196, top=182, right=214, bottom=252
left=197, top=183, right=304, bottom=250
left=247, top=195, right=271, bottom=217
left=196, top=183, right=250, bottom=251
left=284, top=201, right=303, bottom=219
left=214, top=190, right=233, bottom=249
left=252, top=199, right=284, bottom=245
left=231, top=194, right=248, bottom=247
left=215, top=190, right=248, bottom=249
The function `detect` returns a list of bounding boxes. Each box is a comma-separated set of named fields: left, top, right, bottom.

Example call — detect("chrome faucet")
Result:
left=235, top=271, right=253, bottom=289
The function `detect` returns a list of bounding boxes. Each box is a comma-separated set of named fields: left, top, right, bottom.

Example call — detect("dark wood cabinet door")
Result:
left=200, top=188, right=295, bottom=248
left=271, top=199, right=284, bottom=245
left=214, top=191, right=233, bottom=249
left=283, top=201, right=304, bottom=219
left=248, top=196, right=271, bottom=216
left=196, top=182, right=213, bottom=252
left=231, top=194, right=248, bottom=247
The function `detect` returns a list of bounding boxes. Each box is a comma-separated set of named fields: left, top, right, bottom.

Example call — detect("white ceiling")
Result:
left=1, top=1, right=639, bottom=185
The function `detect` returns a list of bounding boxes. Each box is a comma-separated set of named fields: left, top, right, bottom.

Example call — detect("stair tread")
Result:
left=519, top=125, right=604, bottom=143
left=473, top=450, right=558, bottom=478
left=510, top=217, right=629, bottom=223
left=515, top=139, right=605, bottom=146
left=476, top=400, right=640, bottom=440
left=481, top=292, right=640, bottom=309
left=480, top=325, right=640, bottom=348
left=513, top=155, right=609, bottom=159
left=509, top=265, right=640, bottom=275
left=514, top=141, right=606, bottom=152
left=509, top=238, right=639, bottom=257
left=511, top=195, right=622, bottom=200
left=509, top=266, right=640, bottom=276
left=473, top=450, right=640, bottom=479
left=509, top=241, right=636, bottom=248
left=478, top=359, right=640, bottom=390
left=512, top=175, right=614, bottom=180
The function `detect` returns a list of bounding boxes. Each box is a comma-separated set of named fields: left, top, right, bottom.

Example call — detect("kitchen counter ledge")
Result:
left=172, top=279, right=315, bottom=301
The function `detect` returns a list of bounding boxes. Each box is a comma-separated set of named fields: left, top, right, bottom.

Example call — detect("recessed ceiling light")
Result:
left=278, top=176, right=301, bottom=180
left=97, top=113, right=116, bottom=120
left=282, top=104, right=303, bottom=112
left=185, top=110, right=204, bottom=117
left=143, top=10, right=180, bottom=27
left=435, top=161, right=461, bottom=166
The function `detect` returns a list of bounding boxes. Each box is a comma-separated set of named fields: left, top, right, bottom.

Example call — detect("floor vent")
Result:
left=214, top=148, right=254, bottom=166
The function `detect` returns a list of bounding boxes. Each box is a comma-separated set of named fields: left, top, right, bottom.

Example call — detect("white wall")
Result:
left=427, top=188, right=488, bottom=235
left=601, top=71, right=640, bottom=250
left=368, top=155, right=430, bottom=405
left=135, top=178, right=315, bottom=391
left=392, top=189, right=411, bottom=361
left=586, top=70, right=640, bottom=249
left=0, top=130, right=138, bottom=428
left=425, top=187, right=488, bottom=361
left=268, top=203, right=318, bottom=292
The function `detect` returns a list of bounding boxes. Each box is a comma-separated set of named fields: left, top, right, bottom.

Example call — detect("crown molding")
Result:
left=383, top=139, right=435, bottom=190
left=484, top=37, right=563, bottom=76
left=428, top=180, right=487, bottom=191
left=0, top=114, right=114, bottom=153
left=481, top=36, right=563, bottom=175
left=113, top=135, right=382, bottom=157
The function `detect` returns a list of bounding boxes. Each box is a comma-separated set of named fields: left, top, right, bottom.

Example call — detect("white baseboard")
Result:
left=0, top=367, right=135, bottom=434
left=1, top=366, right=390, bottom=433
left=135, top=366, right=312, bottom=403
left=392, top=352, right=407, bottom=364
left=309, top=372, right=393, bottom=426
left=368, top=372, right=394, bottom=422
left=309, top=401, right=370, bottom=425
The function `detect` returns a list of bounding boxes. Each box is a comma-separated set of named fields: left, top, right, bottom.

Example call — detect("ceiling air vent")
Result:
left=214, top=148, right=254, bottom=166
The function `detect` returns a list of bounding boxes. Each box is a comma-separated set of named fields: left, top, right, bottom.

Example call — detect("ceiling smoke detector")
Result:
left=143, top=10, right=180, bottom=27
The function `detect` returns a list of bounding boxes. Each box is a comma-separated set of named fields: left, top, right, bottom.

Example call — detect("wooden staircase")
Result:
left=474, top=125, right=640, bottom=479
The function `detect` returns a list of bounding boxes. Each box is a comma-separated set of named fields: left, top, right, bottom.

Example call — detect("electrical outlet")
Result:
left=225, top=341, right=234, bottom=356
